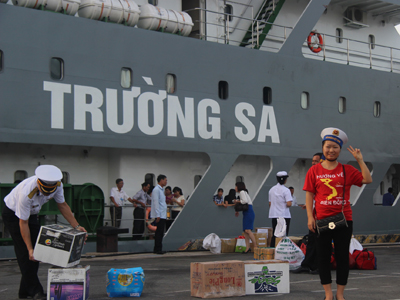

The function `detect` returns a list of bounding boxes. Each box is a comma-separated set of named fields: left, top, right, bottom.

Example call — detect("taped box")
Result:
left=249, top=232, right=268, bottom=251
left=34, top=224, right=86, bottom=268
left=254, top=247, right=275, bottom=260
left=220, top=239, right=236, bottom=253
left=255, top=227, right=273, bottom=247
left=190, top=260, right=245, bottom=298
left=243, top=260, right=289, bottom=295
left=47, top=265, right=90, bottom=300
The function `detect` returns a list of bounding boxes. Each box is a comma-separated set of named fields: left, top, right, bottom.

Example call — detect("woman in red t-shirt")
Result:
left=303, top=127, right=372, bottom=300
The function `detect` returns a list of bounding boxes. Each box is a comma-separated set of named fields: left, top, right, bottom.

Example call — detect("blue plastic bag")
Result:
left=107, top=267, right=145, bottom=297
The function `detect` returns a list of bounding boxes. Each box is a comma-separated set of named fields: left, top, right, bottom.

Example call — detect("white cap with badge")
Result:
left=35, top=165, right=62, bottom=184
left=321, top=127, right=348, bottom=148
left=276, top=171, right=289, bottom=177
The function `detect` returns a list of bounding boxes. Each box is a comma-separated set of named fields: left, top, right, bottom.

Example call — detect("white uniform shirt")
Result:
left=110, top=187, right=129, bottom=206
left=268, top=183, right=293, bottom=218
left=4, top=176, right=64, bottom=220
left=292, top=195, right=298, bottom=206
left=239, top=191, right=252, bottom=205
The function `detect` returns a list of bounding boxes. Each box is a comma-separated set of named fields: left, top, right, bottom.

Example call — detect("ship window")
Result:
left=0, top=50, right=3, bottom=71
left=145, top=173, right=155, bottom=187
left=380, top=181, right=384, bottom=195
left=263, top=87, right=272, bottom=105
left=236, top=176, right=244, bottom=183
left=225, top=4, right=233, bottom=22
left=218, top=81, right=229, bottom=100
left=166, top=73, right=176, bottom=94
left=338, top=97, right=346, bottom=113
left=369, top=35, right=375, bottom=50
left=194, top=175, right=202, bottom=188
left=300, top=92, right=309, bottom=109
left=50, top=57, right=64, bottom=80
left=336, top=28, right=343, bottom=43
left=61, top=171, right=70, bottom=184
left=121, top=68, right=132, bottom=88
left=14, top=170, right=28, bottom=183
left=373, top=101, right=381, bottom=117
left=148, top=0, right=158, bottom=5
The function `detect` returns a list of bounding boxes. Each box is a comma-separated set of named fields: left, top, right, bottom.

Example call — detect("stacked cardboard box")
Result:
left=243, top=260, right=289, bottom=295
left=190, top=261, right=245, bottom=298
left=253, top=247, right=275, bottom=260
left=248, top=232, right=268, bottom=251
left=254, top=227, right=273, bottom=247
left=34, top=224, right=86, bottom=268
left=48, top=265, right=90, bottom=300
left=220, top=238, right=236, bottom=253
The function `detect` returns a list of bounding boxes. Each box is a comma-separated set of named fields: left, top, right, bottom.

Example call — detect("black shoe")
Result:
left=242, top=249, right=251, bottom=254
left=32, top=292, right=47, bottom=300
left=155, top=251, right=166, bottom=255
left=290, top=266, right=310, bottom=273
left=310, top=268, right=319, bottom=274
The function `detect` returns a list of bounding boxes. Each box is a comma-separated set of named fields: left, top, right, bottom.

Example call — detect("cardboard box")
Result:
left=254, top=247, right=275, bottom=260
left=255, top=227, right=273, bottom=247
left=243, top=260, right=289, bottom=295
left=190, top=261, right=245, bottom=298
left=220, top=239, right=236, bottom=253
left=34, top=224, right=86, bottom=268
left=47, top=265, right=90, bottom=300
left=248, top=232, right=268, bottom=251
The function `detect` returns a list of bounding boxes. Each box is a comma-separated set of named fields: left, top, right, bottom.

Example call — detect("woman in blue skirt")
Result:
left=235, top=182, right=256, bottom=253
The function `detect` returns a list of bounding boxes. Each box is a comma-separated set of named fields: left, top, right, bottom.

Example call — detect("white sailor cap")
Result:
left=35, top=165, right=62, bottom=184
left=321, top=127, right=348, bottom=148
left=276, top=171, right=288, bottom=177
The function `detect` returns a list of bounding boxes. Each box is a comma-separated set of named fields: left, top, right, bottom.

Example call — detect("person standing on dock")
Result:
left=303, top=128, right=372, bottom=300
left=151, top=174, right=168, bottom=254
left=130, top=182, right=152, bottom=240
left=2, top=165, right=87, bottom=300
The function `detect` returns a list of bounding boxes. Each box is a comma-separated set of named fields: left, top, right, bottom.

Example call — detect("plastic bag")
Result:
left=349, top=236, right=363, bottom=254
left=235, top=236, right=246, bottom=252
left=107, top=267, right=145, bottom=297
left=274, top=237, right=305, bottom=270
left=274, top=217, right=286, bottom=237
left=202, top=233, right=221, bottom=254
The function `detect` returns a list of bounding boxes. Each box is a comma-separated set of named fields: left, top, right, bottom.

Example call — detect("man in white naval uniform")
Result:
left=2, top=165, right=87, bottom=300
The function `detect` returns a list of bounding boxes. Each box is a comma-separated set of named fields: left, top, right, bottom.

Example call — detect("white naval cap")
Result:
left=276, top=171, right=288, bottom=177
left=320, top=127, right=348, bottom=147
left=35, top=165, right=62, bottom=184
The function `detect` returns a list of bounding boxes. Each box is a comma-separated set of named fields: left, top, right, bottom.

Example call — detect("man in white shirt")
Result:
left=268, top=171, right=293, bottom=247
left=110, top=178, right=132, bottom=228
left=2, top=165, right=87, bottom=300
left=151, top=174, right=168, bottom=254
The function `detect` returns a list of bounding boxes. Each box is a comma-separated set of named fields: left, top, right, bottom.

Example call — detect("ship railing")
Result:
left=184, top=7, right=292, bottom=49
left=302, top=32, right=400, bottom=73
left=104, top=204, right=178, bottom=240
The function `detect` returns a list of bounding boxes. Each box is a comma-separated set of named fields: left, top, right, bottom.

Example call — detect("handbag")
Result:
left=234, top=202, right=249, bottom=212
left=315, top=165, right=348, bottom=234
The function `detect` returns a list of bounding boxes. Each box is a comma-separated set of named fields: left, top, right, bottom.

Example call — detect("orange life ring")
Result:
left=307, top=32, right=323, bottom=53
left=146, top=207, right=157, bottom=232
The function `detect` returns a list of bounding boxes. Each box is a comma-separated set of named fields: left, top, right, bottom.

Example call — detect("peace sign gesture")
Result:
left=347, top=145, right=364, bottom=162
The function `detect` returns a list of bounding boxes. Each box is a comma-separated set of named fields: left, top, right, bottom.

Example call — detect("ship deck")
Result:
left=0, top=244, right=399, bottom=299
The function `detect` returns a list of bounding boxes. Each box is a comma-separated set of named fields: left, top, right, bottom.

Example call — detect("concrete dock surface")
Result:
left=1, top=244, right=400, bottom=299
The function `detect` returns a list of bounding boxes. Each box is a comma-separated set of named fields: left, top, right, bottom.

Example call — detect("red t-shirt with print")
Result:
left=303, top=163, right=363, bottom=221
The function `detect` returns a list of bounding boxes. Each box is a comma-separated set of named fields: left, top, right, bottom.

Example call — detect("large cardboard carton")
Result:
left=47, top=265, right=90, bottom=300
left=34, top=224, right=86, bottom=268
left=255, top=227, right=273, bottom=247
left=243, top=260, right=289, bottom=295
left=254, top=247, right=275, bottom=260
left=190, top=261, right=245, bottom=298
left=248, top=232, right=268, bottom=251
left=220, top=239, right=236, bottom=253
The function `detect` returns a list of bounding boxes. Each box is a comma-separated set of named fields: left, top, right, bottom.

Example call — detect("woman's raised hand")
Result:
left=347, top=145, right=364, bottom=161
